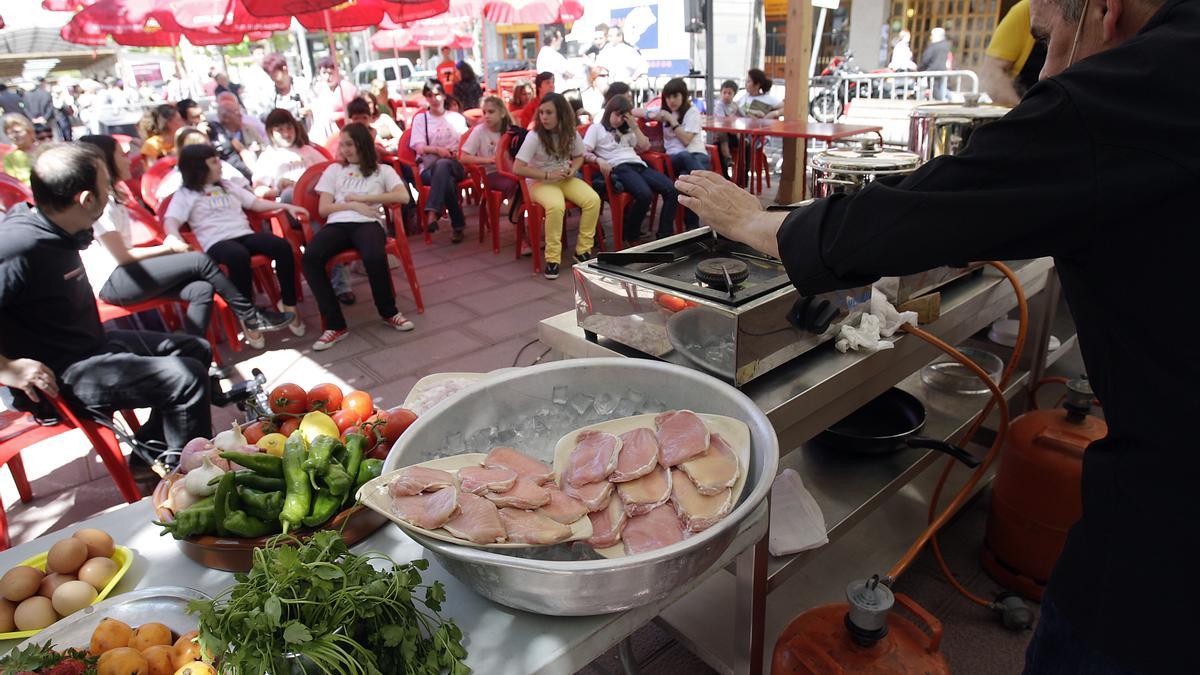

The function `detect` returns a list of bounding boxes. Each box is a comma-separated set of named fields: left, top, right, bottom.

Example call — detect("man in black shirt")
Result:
left=208, top=99, right=264, bottom=179
left=677, top=0, right=1197, bottom=672
left=0, top=144, right=212, bottom=464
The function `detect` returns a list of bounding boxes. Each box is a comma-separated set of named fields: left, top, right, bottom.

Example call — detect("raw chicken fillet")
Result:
left=622, top=504, right=686, bottom=555
left=390, top=486, right=459, bottom=530
left=457, top=466, right=518, bottom=494
left=586, top=495, right=627, bottom=548
left=670, top=469, right=734, bottom=532
left=484, top=446, right=554, bottom=484
left=562, top=479, right=614, bottom=512
left=655, top=410, right=711, bottom=466
left=678, top=433, right=740, bottom=496
left=617, top=464, right=673, bottom=517
left=442, top=493, right=507, bottom=544
left=389, top=466, right=455, bottom=497
left=537, top=487, right=590, bottom=524
left=485, top=476, right=551, bottom=509
left=610, top=428, right=659, bottom=482
left=565, top=430, right=622, bottom=487
left=498, top=507, right=573, bottom=545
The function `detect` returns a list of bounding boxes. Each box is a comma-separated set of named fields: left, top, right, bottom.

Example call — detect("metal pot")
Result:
left=809, top=138, right=922, bottom=198
left=382, top=358, right=779, bottom=615
left=908, top=95, right=1011, bottom=161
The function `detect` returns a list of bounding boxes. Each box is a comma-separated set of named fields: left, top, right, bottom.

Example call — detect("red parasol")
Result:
left=371, top=13, right=474, bottom=51
left=239, top=0, right=338, bottom=16
left=168, top=0, right=291, bottom=33
left=42, top=0, right=94, bottom=10
left=449, top=0, right=582, bottom=25
left=61, top=0, right=185, bottom=47
left=381, top=0, right=450, bottom=23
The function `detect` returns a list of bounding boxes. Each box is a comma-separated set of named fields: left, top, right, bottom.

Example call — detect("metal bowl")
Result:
left=383, top=358, right=779, bottom=615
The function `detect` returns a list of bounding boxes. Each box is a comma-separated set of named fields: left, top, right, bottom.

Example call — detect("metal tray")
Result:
left=382, top=358, right=779, bottom=615
left=12, top=586, right=209, bottom=652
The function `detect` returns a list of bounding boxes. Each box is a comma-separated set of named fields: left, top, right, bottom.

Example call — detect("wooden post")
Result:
left=776, top=0, right=813, bottom=204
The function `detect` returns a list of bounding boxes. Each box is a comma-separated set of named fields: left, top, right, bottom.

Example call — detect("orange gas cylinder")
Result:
left=772, top=578, right=950, bottom=674
left=982, top=378, right=1106, bottom=601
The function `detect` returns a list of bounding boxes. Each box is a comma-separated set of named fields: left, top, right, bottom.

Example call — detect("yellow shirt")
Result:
left=986, top=0, right=1036, bottom=77
left=140, top=134, right=173, bottom=160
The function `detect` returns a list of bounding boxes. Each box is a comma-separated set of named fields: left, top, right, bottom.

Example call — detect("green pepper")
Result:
left=301, top=489, right=342, bottom=528
left=356, top=458, right=384, bottom=487
left=239, top=487, right=284, bottom=521
left=323, top=463, right=353, bottom=497
left=223, top=509, right=276, bottom=538
left=280, top=431, right=312, bottom=534
left=341, top=434, right=366, bottom=506
left=154, top=496, right=216, bottom=540
left=212, top=470, right=237, bottom=536
left=219, top=451, right=283, bottom=478
left=212, top=471, right=286, bottom=492
left=302, top=435, right=340, bottom=476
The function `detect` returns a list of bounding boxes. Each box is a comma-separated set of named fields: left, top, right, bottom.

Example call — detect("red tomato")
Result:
left=278, top=417, right=301, bottom=437
left=343, top=390, right=374, bottom=421
left=381, top=408, right=418, bottom=446
left=268, top=383, right=308, bottom=415
left=354, top=417, right=381, bottom=447
left=333, top=409, right=362, bottom=434
left=242, top=421, right=268, bottom=445
left=307, top=383, right=344, bottom=412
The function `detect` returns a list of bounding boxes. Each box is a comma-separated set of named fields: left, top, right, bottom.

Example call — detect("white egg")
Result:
left=51, top=580, right=97, bottom=617
left=76, top=557, right=119, bottom=591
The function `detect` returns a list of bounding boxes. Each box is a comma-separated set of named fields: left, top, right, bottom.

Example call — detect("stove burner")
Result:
left=695, top=258, right=750, bottom=289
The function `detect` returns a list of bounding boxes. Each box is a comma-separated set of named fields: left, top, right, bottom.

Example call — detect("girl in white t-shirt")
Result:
left=460, top=96, right=520, bottom=195
left=736, top=69, right=784, bottom=119
left=304, top=123, right=413, bottom=351
left=80, top=136, right=295, bottom=348
left=512, top=92, right=601, bottom=280
left=164, top=144, right=308, bottom=346
left=650, top=78, right=710, bottom=230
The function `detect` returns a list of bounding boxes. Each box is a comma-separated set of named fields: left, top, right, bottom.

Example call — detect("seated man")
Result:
left=208, top=99, right=266, bottom=179
left=0, top=144, right=212, bottom=469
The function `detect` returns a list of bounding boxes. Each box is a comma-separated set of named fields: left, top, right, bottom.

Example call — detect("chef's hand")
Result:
left=676, top=171, right=783, bottom=258
left=0, top=357, right=58, bottom=401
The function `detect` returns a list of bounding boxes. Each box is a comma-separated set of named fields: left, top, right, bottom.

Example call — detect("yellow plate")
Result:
left=0, top=544, right=134, bottom=640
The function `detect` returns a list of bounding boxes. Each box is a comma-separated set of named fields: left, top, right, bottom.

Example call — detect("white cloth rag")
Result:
left=769, top=469, right=829, bottom=556
left=834, top=288, right=918, bottom=353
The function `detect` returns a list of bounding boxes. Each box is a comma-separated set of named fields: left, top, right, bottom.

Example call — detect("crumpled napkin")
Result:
left=769, top=469, right=829, bottom=556
left=834, top=289, right=918, bottom=353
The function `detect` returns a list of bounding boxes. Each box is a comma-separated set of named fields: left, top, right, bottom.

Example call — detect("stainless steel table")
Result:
left=539, top=258, right=1063, bottom=674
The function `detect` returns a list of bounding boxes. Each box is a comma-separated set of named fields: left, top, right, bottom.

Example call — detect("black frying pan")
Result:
left=816, top=388, right=980, bottom=467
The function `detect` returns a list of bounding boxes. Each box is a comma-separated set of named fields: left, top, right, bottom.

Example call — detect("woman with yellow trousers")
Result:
left=512, top=93, right=601, bottom=280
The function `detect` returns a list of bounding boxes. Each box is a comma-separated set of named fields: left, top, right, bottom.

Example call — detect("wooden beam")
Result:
left=777, top=0, right=813, bottom=204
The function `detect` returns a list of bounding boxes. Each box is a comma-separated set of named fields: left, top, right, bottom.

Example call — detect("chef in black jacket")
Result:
left=0, top=144, right=213, bottom=464
left=677, top=0, right=1197, bottom=672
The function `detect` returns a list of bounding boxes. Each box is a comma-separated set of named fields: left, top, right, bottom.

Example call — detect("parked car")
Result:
left=351, top=58, right=416, bottom=100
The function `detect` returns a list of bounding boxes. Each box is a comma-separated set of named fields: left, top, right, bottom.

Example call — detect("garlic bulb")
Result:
left=184, top=455, right=224, bottom=498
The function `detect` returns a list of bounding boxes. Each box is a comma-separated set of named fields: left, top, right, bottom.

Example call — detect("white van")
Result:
left=351, top=58, right=416, bottom=99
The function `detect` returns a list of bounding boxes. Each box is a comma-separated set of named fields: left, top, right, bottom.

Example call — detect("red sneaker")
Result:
left=312, top=329, right=349, bottom=351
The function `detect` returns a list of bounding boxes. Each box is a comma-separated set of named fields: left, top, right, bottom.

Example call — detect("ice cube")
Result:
left=445, top=431, right=465, bottom=454
left=552, top=385, right=569, bottom=405
left=614, top=398, right=637, bottom=418
left=626, top=390, right=645, bottom=404
left=493, top=426, right=517, bottom=444
left=467, top=426, right=497, bottom=452
left=593, top=392, right=618, bottom=416
left=569, top=393, right=594, bottom=416
left=640, top=399, right=669, bottom=414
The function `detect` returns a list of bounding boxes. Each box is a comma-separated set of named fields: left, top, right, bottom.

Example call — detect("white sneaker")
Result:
left=288, top=319, right=307, bottom=337
left=385, top=313, right=415, bottom=331
left=313, top=329, right=349, bottom=351
left=245, top=330, right=266, bottom=349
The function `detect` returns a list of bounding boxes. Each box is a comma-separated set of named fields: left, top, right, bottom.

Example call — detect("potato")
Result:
left=129, top=622, right=172, bottom=651
left=47, top=538, right=89, bottom=575
left=90, top=617, right=134, bottom=655
left=97, top=646, right=148, bottom=675
left=141, top=644, right=176, bottom=675
left=172, top=631, right=201, bottom=668
left=173, top=662, right=217, bottom=675
left=73, top=528, right=116, bottom=558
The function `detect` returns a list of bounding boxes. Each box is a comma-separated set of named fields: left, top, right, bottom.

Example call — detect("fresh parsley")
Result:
left=0, top=641, right=97, bottom=674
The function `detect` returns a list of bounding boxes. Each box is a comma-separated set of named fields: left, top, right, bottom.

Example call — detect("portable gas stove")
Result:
left=573, top=229, right=872, bottom=386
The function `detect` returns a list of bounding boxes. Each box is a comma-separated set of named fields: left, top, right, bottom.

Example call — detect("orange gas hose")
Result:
left=1030, top=376, right=1069, bottom=410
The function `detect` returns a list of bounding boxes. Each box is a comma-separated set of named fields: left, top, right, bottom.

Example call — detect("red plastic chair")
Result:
left=140, top=156, right=177, bottom=212
left=0, top=173, right=33, bottom=210
left=395, top=126, right=480, bottom=245
left=308, top=143, right=334, bottom=161
left=292, top=161, right=424, bottom=316
left=1, top=391, right=142, bottom=549
left=463, top=108, right=484, bottom=127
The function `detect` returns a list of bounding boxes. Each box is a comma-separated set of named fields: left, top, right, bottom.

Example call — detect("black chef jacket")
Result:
left=776, top=0, right=1199, bottom=671
left=0, top=204, right=106, bottom=375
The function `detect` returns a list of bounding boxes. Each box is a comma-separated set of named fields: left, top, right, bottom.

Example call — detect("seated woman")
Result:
left=512, top=92, right=601, bottom=281
left=253, top=108, right=355, bottom=306
left=584, top=96, right=678, bottom=242
left=409, top=80, right=470, bottom=243
left=303, top=123, right=413, bottom=352
left=369, top=78, right=394, bottom=118
left=2, top=114, right=38, bottom=184
left=508, top=81, right=533, bottom=115
left=156, top=127, right=249, bottom=204
left=460, top=95, right=519, bottom=196
left=78, top=135, right=294, bottom=348
left=649, top=78, right=709, bottom=230
left=455, top=62, right=484, bottom=111
left=738, top=68, right=784, bottom=119
left=163, top=144, right=308, bottom=344
left=138, top=104, right=185, bottom=162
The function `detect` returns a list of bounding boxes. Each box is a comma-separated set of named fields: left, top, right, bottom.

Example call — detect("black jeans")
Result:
left=205, top=232, right=297, bottom=307
left=1023, top=593, right=1136, bottom=674
left=669, top=151, right=711, bottom=229
left=60, top=330, right=212, bottom=455
left=99, top=252, right=257, bottom=336
left=421, top=158, right=467, bottom=232
left=302, top=220, right=396, bottom=331
left=612, top=163, right=678, bottom=240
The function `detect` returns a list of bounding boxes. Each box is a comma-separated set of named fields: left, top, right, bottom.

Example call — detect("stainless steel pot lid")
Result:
left=910, top=101, right=1010, bottom=120
left=810, top=140, right=922, bottom=175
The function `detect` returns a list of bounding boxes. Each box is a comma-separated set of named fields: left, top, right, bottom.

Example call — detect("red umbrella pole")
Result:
left=323, top=9, right=341, bottom=79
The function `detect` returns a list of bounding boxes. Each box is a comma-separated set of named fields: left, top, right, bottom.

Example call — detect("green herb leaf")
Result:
left=283, top=621, right=313, bottom=644
left=264, top=595, right=282, bottom=628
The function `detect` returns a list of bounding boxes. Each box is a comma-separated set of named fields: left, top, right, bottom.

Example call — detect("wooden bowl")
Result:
left=151, top=472, right=387, bottom=572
